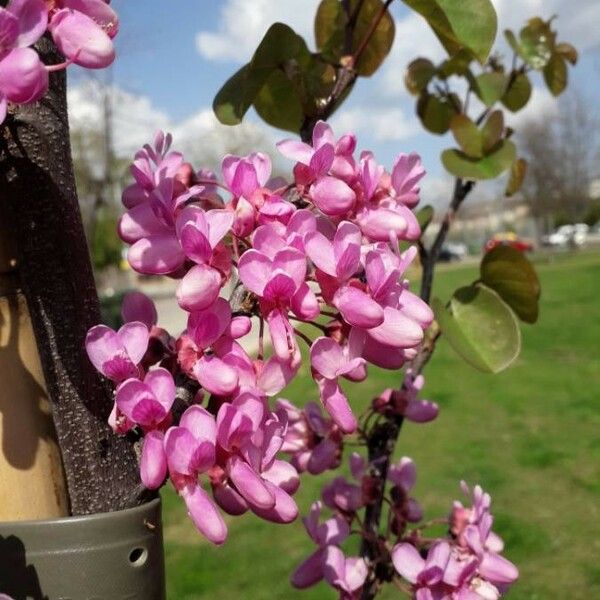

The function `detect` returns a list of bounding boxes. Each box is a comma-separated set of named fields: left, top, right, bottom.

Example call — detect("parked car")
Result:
left=437, top=243, right=468, bottom=262
left=541, top=224, right=588, bottom=247
left=485, top=232, right=533, bottom=253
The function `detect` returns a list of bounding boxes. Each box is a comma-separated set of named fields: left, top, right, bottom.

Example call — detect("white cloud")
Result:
left=196, top=0, right=321, bottom=63
left=68, top=81, right=275, bottom=169
left=331, top=106, right=418, bottom=142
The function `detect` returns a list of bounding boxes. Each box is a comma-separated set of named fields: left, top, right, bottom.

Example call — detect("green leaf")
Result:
left=543, top=54, right=568, bottom=96
left=441, top=140, right=516, bottom=180
left=315, top=0, right=395, bottom=76
left=402, top=0, right=498, bottom=63
left=213, top=65, right=255, bottom=126
left=437, top=49, right=472, bottom=77
left=481, top=245, right=540, bottom=323
left=475, top=72, right=508, bottom=106
left=450, top=114, right=483, bottom=157
left=417, top=92, right=456, bottom=134
left=405, top=58, right=437, bottom=95
left=254, top=69, right=304, bottom=133
left=505, top=157, right=527, bottom=197
left=555, top=42, right=578, bottom=65
left=516, top=17, right=556, bottom=69
left=416, top=205, right=434, bottom=233
left=501, top=72, right=532, bottom=112
left=213, top=23, right=308, bottom=126
left=481, top=110, right=504, bottom=152
left=433, top=284, right=521, bottom=373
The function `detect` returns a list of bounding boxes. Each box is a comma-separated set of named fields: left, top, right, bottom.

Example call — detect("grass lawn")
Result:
left=162, top=249, right=600, bottom=600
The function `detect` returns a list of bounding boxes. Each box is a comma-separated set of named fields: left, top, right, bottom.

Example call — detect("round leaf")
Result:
left=254, top=69, right=304, bottom=133
left=501, top=72, right=532, bottom=112
left=555, top=42, right=578, bottom=65
left=442, top=140, right=516, bottom=180
left=403, top=0, right=498, bottom=63
left=405, top=58, right=437, bottom=95
left=417, top=92, right=456, bottom=134
left=517, top=17, right=555, bottom=69
left=481, top=245, right=540, bottom=323
left=213, top=65, right=254, bottom=125
left=434, top=284, right=521, bottom=373
left=481, top=110, right=504, bottom=152
left=543, top=54, right=568, bottom=96
left=450, top=114, right=483, bottom=157
left=416, top=205, right=434, bottom=233
left=475, top=72, right=508, bottom=107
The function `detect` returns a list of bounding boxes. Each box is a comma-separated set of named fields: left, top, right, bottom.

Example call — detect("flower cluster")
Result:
left=0, top=0, right=118, bottom=123
left=392, top=483, right=518, bottom=600
left=86, top=121, right=432, bottom=544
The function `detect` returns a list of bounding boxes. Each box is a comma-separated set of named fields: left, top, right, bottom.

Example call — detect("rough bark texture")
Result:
left=0, top=38, right=144, bottom=515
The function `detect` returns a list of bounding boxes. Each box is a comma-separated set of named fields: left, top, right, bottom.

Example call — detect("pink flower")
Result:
left=373, top=370, right=439, bottom=422
left=323, top=546, right=368, bottom=599
left=0, top=0, right=48, bottom=120
left=164, top=405, right=227, bottom=544
left=291, top=500, right=350, bottom=589
left=115, top=367, right=175, bottom=430
left=309, top=330, right=365, bottom=433
left=48, top=0, right=119, bottom=69
left=222, top=152, right=271, bottom=199
left=277, top=399, right=343, bottom=475
left=392, top=541, right=451, bottom=595
left=85, top=321, right=149, bottom=382
left=388, top=457, right=423, bottom=524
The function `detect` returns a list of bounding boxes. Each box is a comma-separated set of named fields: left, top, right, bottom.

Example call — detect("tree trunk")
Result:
left=0, top=38, right=144, bottom=515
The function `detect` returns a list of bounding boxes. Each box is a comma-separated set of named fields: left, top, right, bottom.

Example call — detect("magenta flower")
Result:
left=323, top=546, right=368, bottom=599
left=85, top=321, right=149, bottom=382
left=0, top=0, right=48, bottom=121
left=277, top=399, right=343, bottom=475
left=115, top=367, right=175, bottom=430
left=164, top=405, right=227, bottom=544
left=388, top=457, right=423, bottom=523
left=48, top=0, right=119, bottom=69
left=291, top=500, right=350, bottom=589
left=392, top=541, right=451, bottom=597
left=310, top=330, right=365, bottom=433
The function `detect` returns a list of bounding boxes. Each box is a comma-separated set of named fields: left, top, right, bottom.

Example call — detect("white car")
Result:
left=542, top=224, right=588, bottom=247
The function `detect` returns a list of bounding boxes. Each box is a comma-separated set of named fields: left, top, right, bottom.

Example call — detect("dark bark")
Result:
left=0, top=38, right=144, bottom=515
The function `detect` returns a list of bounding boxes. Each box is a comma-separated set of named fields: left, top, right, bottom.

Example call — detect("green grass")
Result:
left=163, top=249, right=600, bottom=600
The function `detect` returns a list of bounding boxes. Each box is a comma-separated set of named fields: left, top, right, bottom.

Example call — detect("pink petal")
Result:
left=144, top=367, right=175, bottom=412
left=8, top=0, right=47, bottom=47
left=262, top=459, right=300, bottom=494
left=251, top=225, right=286, bottom=259
left=181, top=484, right=227, bottom=545
left=399, top=289, right=435, bottom=328
left=307, top=438, right=338, bottom=475
left=366, top=306, right=423, bottom=348
left=319, top=515, right=350, bottom=546
left=179, top=223, right=212, bottom=264
left=310, top=176, right=356, bottom=216
left=391, top=543, right=424, bottom=584
left=176, top=264, right=222, bottom=312
left=291, top=282, right=319, bottom=320
left=193, top=355, right=238, bottom=396
left=405, top=399, right=439, bottom=423
left=333, top=286, right=384, bottom=329
left=291, top=549, right=325, bottom=589
left=357, top=207, right=407, bottom=242
left=388, top=457, right=416, bottom=491
left=118, top=203, right=169, bottom=243
left=362, top=335, right=407, bottom=370
left=121, top=291, right=158, bottom=328
left=85, top=325, right=126, bottom=374
left=62, top=0, right=119, bottom=38
left=49, top=9, right=115, bottom=69
left=249, top=480, right=298, bottom=523
left=304, top=230, right=336, bottom=277
left=319, top=378, right=357, bottom=434
left=310, top=337, right=344, bottom=380
left=249, top=152, right=271, bottom=187
left=205, top=209, right=233, bottom=248
left=263, top=272, right=297, bottom=302
left=212, top=480, right=249, bottom=515
left=187, top=297, right=231, bottom=349
left=0, top=47, right=47, bottom=103
left=266, top=309, right=296, bottom=363
left=238, top=249, right=272, bottom=296
left=228, top=456, right=275, bottom=510
left=140, top=430, right=167, bottom=489
left=345, top=557, right=368, bottom=592
left=323, top=545, right=346, bottom=590
left=257, top=357, right=295, bottom=396
left=479, top=553, right=519, bottom=585
left=127, top=233, right=185, bottom=275
left=180, top=405, right=217, bottom=444
left=312, top=120, right=335, bottom=148
left=276, top=139, right=313, bottom=165
left=164, top=426, right=198, bottom=476
left=273, top=248, right=306, bottom=290
left=309, top=143, right=334, bottom=176
left=118, top=321, right=149, bottom=365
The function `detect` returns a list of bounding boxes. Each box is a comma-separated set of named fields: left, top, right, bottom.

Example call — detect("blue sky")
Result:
left=70, top=0, right=600, bottom=205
